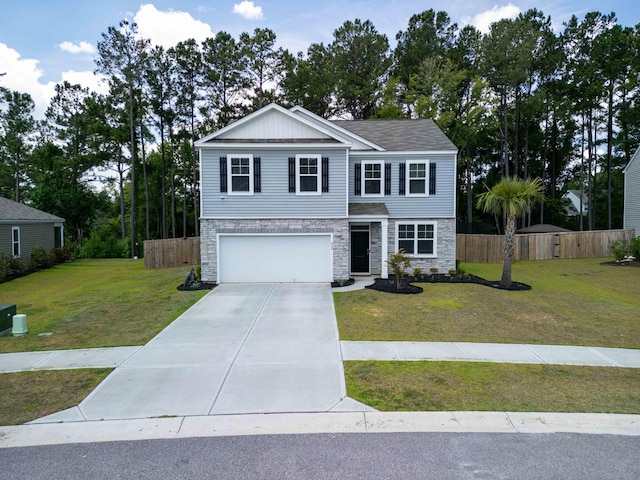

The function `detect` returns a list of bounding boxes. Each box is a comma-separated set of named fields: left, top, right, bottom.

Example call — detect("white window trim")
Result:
left=406, top=159, right=429, bottom=197
left=296, top=154, right=321, bottom=195
left=228, top=154, right=254, bottom=195
left=396, top=222, right=437, bottom=257
left=361, top=160, right=385, bottom=197
left=12, top=226, right=20, bottom=258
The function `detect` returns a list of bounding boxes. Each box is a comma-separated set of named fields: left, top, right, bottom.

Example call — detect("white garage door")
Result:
left=218, top=234, right=332, bottom=283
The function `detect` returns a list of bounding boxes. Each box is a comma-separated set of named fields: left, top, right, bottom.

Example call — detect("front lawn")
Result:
left=334, top=258, right=639, bottom=348
left=345, top=361, right=640, bottom=414
left=0, top=259, right=208, bottom=353
left=0, top=369, right=112, bottom=425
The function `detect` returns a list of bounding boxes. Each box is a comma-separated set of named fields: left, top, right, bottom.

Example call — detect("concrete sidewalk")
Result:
left=341, top=341, right=640, bottom=367
left=3, top=342, right=639, bottom=373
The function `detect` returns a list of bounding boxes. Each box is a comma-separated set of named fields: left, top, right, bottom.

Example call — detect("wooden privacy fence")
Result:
left=456, top=229, right=634, bottom=263
left=144, top=237, right=201, bottom=269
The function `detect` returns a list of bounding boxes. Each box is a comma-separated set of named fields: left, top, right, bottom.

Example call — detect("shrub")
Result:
left=629, top=237, right=640, bottom=259
left=429, top=267, right=439, bottom=275
left=610, top=239, right=629, bottom=262
left=387, top=249, right=411, bottom=290
left=30, top=245, right=56, bottom=270
left=412, top=267, right=422, bottom=278
left=8, top=257, right=27, bottom=276
left=0, top=253, right=7, bottom=281
left=82, top=231, right=127, bottom=258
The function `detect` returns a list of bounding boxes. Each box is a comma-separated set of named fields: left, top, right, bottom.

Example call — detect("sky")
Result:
left=1, top=0, right=639, bottom=119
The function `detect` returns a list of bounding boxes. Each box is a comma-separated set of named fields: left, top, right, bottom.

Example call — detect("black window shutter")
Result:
left=288, top=157, right=296, bottom=192
left=354, top=163, right=361, bottom=196
left=384, top=163, right=391, bottom=195
left=429, top=163, right=436, bottom=195
left=322, top=157, right=329, bottom=193
left=254, top=157, right=261, bottom=193
left=399, top=162, right=406, bottom=195
left=219, top=156, right=227, bottom=192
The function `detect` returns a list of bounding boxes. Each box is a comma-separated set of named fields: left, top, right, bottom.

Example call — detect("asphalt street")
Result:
left=1, top=432, right=638, bottom=479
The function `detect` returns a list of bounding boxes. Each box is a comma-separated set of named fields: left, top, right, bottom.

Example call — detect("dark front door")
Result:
left=351, top=231, right=370, bottom=273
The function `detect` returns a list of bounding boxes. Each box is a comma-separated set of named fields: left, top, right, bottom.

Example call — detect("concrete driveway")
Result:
left=50, top=283, right=351, bottom=421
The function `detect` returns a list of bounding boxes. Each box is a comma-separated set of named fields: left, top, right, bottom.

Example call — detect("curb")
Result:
left=1, top=411, right=639, bottom=448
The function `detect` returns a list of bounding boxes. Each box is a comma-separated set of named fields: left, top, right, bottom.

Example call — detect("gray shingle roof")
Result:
left=349, top=203, right=389, bottom=216
left=331, top=119, right=457, bottom=151
left=0, top=196, right=65, bottom=223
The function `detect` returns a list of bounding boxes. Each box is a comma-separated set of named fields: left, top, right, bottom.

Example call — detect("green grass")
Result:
left=334, top=258, right=640, bottom=348
left=345, top=361, right=640, bottom=414
left=0, top=369, right=112, bottom=425
left=0, top=259, right=208, bottom=353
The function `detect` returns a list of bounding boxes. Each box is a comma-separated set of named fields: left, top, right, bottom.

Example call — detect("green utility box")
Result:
left=0, top=304, right=17, bottom=336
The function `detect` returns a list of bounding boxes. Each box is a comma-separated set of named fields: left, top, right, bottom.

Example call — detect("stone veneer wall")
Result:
left=369, top=222, right=382, bottom=275
left=387, top=218, right=456, bottom=273
left=200, top=218, right=350, bottom=282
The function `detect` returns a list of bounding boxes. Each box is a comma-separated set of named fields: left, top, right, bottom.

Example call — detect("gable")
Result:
left=216, top=109, right=332, bottom=141
left=196, top=104, right=347, bottom=146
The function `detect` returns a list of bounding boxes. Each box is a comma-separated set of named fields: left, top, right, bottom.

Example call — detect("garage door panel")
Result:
left=219, top=235, right=332, bottom=283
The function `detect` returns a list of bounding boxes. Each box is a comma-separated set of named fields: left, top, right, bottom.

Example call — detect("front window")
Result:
left=296, top=155, right=321, bottom=194
left=397, top=222, right=436, bottom=256
left=229, top=155, right=253, bottom=194
left=362, top=161, right=383, bottom=196
left=407, top=160, right=427, bottom=195
left=12, top=226, right=20, bottom=258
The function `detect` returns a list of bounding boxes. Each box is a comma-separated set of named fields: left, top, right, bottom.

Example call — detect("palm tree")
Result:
left=477, top=177, right=545, bottom=287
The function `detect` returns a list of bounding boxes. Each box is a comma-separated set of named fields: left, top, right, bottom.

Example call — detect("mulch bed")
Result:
left=366, top=273, right=531, bottom=294
left=601, top=259, right=640, bottom=267
left=331, top=278, right=355, bottom=288
left=177, top=282, right=217, bottom=291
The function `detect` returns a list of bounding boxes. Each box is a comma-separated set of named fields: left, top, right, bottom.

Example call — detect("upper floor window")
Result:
left=397, top=222, right=436, bottom=257
left=296, top=154, right=321, bottom=194
left=229, top=154, right=253, bottom=194
left=363, top=161, right=384, bottom=196
left=407, top=160, right=427, bottom=195
left=400, top=160, right=436, bottom=196
left=12, top=226, right=20, bottom=258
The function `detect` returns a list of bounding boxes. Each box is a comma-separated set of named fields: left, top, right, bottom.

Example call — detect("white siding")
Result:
left=218, top=109, right=329, bottom=140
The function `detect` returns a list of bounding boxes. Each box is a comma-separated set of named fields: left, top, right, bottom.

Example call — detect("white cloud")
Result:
left=58, top=41, right=96, bottom=54
left=0, top=42, right=56, bottom=119
left=134, top=3, right=214, bottom=49
left=467, top=4, right=521, bottom=34
left=232, top=1, right=263, bottom=20
left=61, top=70, right=109, bottom=95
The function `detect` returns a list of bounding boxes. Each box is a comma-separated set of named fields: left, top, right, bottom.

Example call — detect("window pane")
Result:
left=364, top=163, right=381, bottom=179
left=231, top=157, right=250, bottom=174
left=409, top=163, right=426, bottom=178
left=231, top=176, right=250, bottom=192
left=365, top=179, right=381, bottom=194
left=300, top=176, right=317, bottom=192
left=399, top=240, right=414, bottom=254
left=410, top=179, right=425, bottom=194
left=300, top=158, right=317, bottom=174
left=418, top=224, right=434, bottom=238
left=417, top=239, right=433, bottom=255
left=398, top=224, right=414, bottom=239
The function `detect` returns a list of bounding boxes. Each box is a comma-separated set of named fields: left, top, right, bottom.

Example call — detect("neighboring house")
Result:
left=195, top=104, right=457, bottom=283
left=563, top=189, right=589, bottom=216
left=0, top=196, right=65, bottom=262
left=623, top=146, right=640, bottom=237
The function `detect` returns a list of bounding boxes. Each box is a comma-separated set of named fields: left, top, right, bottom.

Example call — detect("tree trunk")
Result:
left=606, top=84, right=613, bottom=230
left=501, top=214, right=517, bottom=287
left=141, top=124, right=150, bottom=240
left=160, top=119, right=167, bottom=239
left=129, top=84, right=137, bottom=258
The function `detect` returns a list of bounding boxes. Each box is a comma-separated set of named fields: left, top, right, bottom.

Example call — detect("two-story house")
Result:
left=195, top=104, right=457, bottom=283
